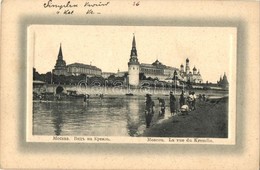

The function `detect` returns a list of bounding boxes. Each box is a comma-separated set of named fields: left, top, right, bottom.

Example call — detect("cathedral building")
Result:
left=179, top=58, right=203, bottom=83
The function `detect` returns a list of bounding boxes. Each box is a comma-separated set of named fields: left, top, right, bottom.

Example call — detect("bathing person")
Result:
left=180, top=104, right=189, bottom=115
left=145, top=94, right=154, bottom=115
left=145, top=94, right=154, bottom=128
left=99, top=93, right=104, bottom=99
left=157, top=97, right=165, bottom=116
left=170, top=91, right=176, bottom=116
left=84, top=94, right=90, bottom=102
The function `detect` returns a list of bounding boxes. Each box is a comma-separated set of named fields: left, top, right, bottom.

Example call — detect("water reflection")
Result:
left=52, top=109, right=63, bottom=135
left=126, top=100, right=144, bottom=136
left=33, top=96, right=161, bottom=136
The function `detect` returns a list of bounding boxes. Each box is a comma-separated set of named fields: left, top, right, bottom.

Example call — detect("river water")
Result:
left=33, top=95, right=173, bottom=136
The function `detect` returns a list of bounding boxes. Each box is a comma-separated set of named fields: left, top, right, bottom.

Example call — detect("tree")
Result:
left=108, top=74, right=116, bottom=80
left=45, top=72, right=52, bottom=84
left=139, top=73, right=146, bottom=80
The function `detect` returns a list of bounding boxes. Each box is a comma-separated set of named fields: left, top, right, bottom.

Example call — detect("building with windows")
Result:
left=67, top=63, right=102, bottom=76
left=140, top=60, right=179, bottom=80
left=51, top=36, right=203, bottom=85
left=127, top=34, right=203, bottom=85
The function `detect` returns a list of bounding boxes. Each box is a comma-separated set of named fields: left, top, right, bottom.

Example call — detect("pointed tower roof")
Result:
left=223, top=72, right=228, bottom=80
left=132, top=33, right=136, bottom=48
left=58, top=43, right=63, bottom=60
left=54, top=43, right=66, bottom=69
left=130, top=33, right=138, bottom=57
left=128, top=34, right=139, bottom=65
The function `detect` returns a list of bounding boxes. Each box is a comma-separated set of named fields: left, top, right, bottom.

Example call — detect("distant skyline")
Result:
left=28, top=25, right=236, bottom=83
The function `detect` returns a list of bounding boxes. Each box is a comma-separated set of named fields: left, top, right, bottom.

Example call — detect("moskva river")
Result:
left=33, top=95, right=173, bottom=136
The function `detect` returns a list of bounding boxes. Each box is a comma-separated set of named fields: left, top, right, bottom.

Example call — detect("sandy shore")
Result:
left=141, top=97, right=228, bottom=138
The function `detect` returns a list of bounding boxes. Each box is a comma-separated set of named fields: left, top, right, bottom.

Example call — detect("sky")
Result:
left=28, top=25, right=236, bottom=83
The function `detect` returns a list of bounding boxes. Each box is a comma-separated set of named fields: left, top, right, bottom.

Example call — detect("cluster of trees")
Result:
left=139, top=73, right=159, bottom=81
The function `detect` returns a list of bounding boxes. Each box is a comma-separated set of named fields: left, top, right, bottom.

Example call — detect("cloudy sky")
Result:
left=28, top=25, right=236, bottom=83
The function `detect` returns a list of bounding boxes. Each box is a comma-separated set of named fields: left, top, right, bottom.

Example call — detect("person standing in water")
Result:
left=84, top=94, right=90, bottom=102
left=145, top=94, right=154, bottom=114
left=145, top=94, right=154, bottom=128
left=170, top=91, right=176, bottom=116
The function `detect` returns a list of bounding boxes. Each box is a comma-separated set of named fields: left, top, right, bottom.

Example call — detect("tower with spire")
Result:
left=193, top=66, right=197, bottom=75
left=185, top=58, right=190, bottom=74
left=128, top=34, right=140, bottom=86
left=53, top=44, right=68, bottom=76
left=180, top=64, right=184, bottom=73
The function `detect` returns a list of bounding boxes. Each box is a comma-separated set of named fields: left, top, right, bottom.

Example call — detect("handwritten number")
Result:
left=133, top=1, right=140, bottom=6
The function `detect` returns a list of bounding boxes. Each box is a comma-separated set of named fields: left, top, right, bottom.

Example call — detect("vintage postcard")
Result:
left=1, top=0, right=259, bottom=169
left=27, top=25, right=236, bottom=144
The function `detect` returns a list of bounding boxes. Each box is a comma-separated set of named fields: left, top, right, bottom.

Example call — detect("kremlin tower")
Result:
left=52, top=44, right=68, bottom=76
left=128, top=34, right=140, bottom=86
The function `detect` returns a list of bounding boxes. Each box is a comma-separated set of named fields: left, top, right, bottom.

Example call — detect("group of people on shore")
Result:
left=144, top=90, right=200, bottom=127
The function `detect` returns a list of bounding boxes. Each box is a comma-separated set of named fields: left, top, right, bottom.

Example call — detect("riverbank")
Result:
left=35, top=84, right=228, bottom=97
left=141, top=97, right=228, bottom=138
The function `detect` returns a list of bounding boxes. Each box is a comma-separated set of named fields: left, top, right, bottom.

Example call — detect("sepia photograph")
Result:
left=1, top=0, right=259, bottom=169
left=28, top=25, right=236, bottom=143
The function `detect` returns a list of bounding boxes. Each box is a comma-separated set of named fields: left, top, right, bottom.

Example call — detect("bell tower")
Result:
left=185, top=58, right=190, bottom=74
left=128, top=34, right=140, bottom=86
